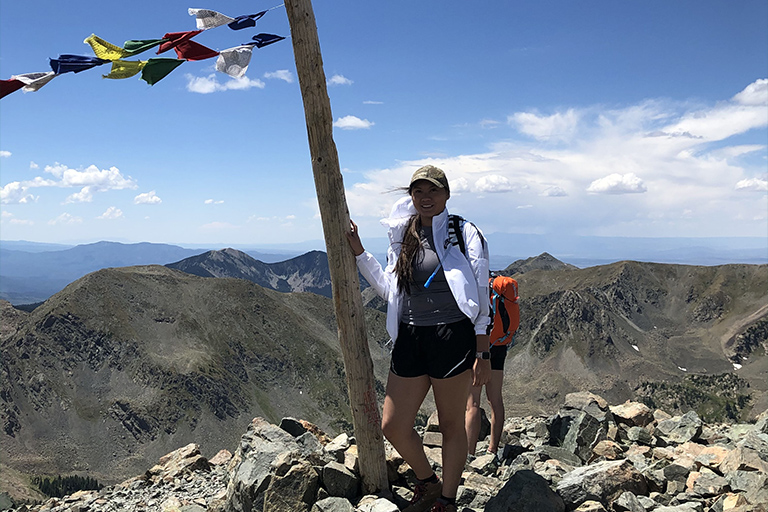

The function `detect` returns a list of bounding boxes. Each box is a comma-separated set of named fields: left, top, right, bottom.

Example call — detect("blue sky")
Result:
left=1, top=0, right=766, bottom=249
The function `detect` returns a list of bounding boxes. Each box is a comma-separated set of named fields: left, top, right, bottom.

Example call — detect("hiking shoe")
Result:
left=429, top=499, right=457, bottom=512
left=403, top=478, right=442, bottom=512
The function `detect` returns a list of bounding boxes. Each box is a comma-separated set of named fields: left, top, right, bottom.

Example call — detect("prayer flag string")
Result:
left=0, top=4, right=287, bottom=99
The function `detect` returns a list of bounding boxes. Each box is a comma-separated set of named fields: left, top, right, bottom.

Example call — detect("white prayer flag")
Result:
left=11, top=72, right=56, bottom=93
left=188, top=8, right=235, bottom=30
left=216, top=45, right=254, bottom=78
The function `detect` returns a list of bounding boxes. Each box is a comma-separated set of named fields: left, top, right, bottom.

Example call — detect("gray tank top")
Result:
left=400, top=225, right=467, bottom=326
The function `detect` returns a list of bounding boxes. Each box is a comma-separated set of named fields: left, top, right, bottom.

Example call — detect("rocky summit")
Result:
left=8, top=392, right=767, bottom=512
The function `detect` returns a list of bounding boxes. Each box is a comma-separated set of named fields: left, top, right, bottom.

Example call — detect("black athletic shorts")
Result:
left=390, top=318, right=476, bottom=379
left=490, top=344, right=508, bottom=371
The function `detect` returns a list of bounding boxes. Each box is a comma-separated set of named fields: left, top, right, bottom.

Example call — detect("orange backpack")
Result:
left=489, top=275, right=520, bottom=346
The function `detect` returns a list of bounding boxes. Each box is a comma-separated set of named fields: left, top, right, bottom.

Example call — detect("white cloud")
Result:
left=475, top=175, right=515, bottom=193
left=587, top=173, right=647, bottom=194
left=264, top=70, right=294, bottom=83
left=98, top=206, right=123, bottom=219
left=0, top=181, right=38, bottom=204
left=44, top=164, right=136, bottom=190
left=733, top=78, right=768, bottom=106
left=134, top=191, right=162, bottom=204
left=345, top=80, right=768, bottom=238
left=333, top=115, right=374, bottom=130
left=363, top=100, right=383, bottom=105
left=0, top=150, right=10, bottom=158
left=65, top=186, right=94, bottom=203
left=205, top=199, right=225, bottom=205
left=327, top=74, right=353, bottom=86
left=509, top=108, right=580, bottom=142
left=185, top=73, right=265, bottom=93
left=2, top=163, right=136, bottom=205
left=735, top=178, right=768, bottom=191
left=30, top=161, right=39, bottom=169
left=541, top=186, right=568, bottom=197
left=0, top=211, right=33, bottom=226
left=48, top=213, right=82, bottom=225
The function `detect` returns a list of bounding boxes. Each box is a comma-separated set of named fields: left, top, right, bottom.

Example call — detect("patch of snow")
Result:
left=677, top=366, right=687, bottom=372
left=632, top=344, right=639, bottom=352
left=733, top=363, right=742, bottom=370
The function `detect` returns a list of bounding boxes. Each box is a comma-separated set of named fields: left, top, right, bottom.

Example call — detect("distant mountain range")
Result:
left=1, top=251, right=765, bottom=487
left=2, top=236, right=766, bottom=305
left=0, top=241, right=298, bottom=305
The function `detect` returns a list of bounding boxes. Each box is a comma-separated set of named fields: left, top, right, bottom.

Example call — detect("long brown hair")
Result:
left=394, top=214, right=422, bottom=294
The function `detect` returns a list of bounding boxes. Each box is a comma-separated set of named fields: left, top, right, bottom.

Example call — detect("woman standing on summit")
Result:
left=346, top=165, right=492, bottom=512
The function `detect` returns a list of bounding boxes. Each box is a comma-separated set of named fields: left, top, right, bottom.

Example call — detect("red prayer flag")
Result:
left=0, top=79, right=24, bottom=99
left=157, top=31, right=203, bottom=54
left=174, top=40, right=219, bottom=61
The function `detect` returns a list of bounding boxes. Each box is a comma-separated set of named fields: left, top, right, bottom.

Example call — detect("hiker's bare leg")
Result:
left=465, top=385, right=483, bottom=456
left=432, top=369, right=472, bottom=499
left=485, top=369, right=505, bottom=454
left=381, top=372, right=433, bottom=479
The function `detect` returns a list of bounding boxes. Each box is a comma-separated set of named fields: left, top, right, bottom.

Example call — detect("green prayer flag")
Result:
left=123, top=39, right=167, bottom=57
left=141, top=58, right=184, bottom=86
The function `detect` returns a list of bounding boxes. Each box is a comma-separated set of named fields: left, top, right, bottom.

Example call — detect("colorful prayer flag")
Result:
left=50, top=55, right=110, bottom=74
left=174, top=40, right=219, bottom=61
left=84, top=34, right=130, bottom=60
left=216, top=45, right=254, bottom=78
left=140, top=58, right=184, bottom=85
left=157, top=31, right=203, bottom=54
left=0, top=79, right=24, bottom=99
left=123, top=39, right=166, bottom=56
left=250, top=33, right=286, bottom=48
left=103, top=60, right=147, bottom=80
left=12, top=72, right=56, bottom=92
left=228, top=11, right=267, bottom=30
left=188, top=8, right=235, bottom=30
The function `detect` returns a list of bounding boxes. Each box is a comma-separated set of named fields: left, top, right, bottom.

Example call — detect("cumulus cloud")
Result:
left=587, top=173, right=647, bottom=194
left=48, top=213, right=82, bottom=225
left=98, top=206, right=123, bottom=219
left=541, top=186, right=568, bottom=197
left=30, top=161, right=39, bottom=169
left=264, top=69, right=294, bottom=82
left=327, top=74, right=353, bottom=86
left=344, top=79, right=768, bottom=237
left=733, top=78, right=768, bottom=106
left=735, top=178, right=768, bottom=191
left=0, top=150, right=10, bottom=158
left=509, top=108, right=580, bottom=142
left=134, top=191, right=162, bottom=204
left=2, top=163, right=137, bottom=205
left=186, top=73, right=265, bottom=93
left=65, top=186, right=94, bottom=203
left=333, top=115, right=374, bottom=130
left=0, top=182, right=38, bottom=204
left=475, top=175, right=515, bottom=193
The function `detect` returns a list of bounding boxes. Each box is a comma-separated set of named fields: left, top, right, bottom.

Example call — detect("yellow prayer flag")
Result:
left=84, top=34, right=130, bottom=61
left=102, top=60, right=147, bottom=80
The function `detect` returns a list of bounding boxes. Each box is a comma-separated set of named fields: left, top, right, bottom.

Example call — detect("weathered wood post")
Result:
left=283, top=0, right=389, bottom=494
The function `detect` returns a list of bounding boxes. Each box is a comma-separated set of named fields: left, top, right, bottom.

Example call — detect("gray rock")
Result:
left=556, top=459, right=647, bottom=509
left=310, top=496, right=354, bottom=512
left=627, top=426, right=654, bottom=445
left=656, top=411, right=703, bottom=444
left=485, top=469, right=565, bottom=512
left=263, top=461, right=319, bottom=512
left=612, top=491, right=645, bottom=512
left=321, top=461, right=359, bottom=501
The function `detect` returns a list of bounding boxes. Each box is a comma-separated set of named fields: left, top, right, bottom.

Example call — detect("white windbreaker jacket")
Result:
left=355, top=196, right=491, bottom=343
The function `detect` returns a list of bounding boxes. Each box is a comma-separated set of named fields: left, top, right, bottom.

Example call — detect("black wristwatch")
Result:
left=475, top=351, right=491, bottom=360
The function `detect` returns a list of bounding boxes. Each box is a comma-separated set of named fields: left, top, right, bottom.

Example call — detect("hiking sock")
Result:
left=419, top=473, right=439, bottom=485
left=437, top=496, right=456, bottom=506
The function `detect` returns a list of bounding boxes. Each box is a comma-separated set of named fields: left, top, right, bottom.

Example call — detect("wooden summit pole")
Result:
left=283, top=0, right=389, bottom=495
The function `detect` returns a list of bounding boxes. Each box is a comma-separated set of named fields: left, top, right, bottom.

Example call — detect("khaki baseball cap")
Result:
left=409, top=165, right=450, bottom=193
